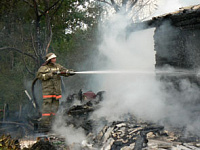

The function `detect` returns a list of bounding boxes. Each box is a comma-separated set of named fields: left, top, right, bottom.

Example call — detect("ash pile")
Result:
left=55, top=90, right=200, bottom=150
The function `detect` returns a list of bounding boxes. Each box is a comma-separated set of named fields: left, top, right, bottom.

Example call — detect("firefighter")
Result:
left=37, top=53, right=75, bottom=129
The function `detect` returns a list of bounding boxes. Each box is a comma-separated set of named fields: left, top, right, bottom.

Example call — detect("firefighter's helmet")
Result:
left=46, top=53, right=57, bottom=62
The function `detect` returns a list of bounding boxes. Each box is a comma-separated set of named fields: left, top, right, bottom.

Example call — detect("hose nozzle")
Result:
left=69, top=70, right=76, bottom=76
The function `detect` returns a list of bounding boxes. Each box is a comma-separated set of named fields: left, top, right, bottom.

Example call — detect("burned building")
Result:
left=128, top=4, right=200, bottom=69
left=152, top=5, right=200, bottom=69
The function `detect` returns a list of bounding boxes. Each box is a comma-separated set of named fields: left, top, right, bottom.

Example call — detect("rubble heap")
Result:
left=1, top=89, right=200, bottom=150
left=93, top=121, right=164, bottom=150
left=90, top=121, right=200, bottom=150
left=61, top=90, right=200, bottom=149
left=62, top=90, right=105, bottom=134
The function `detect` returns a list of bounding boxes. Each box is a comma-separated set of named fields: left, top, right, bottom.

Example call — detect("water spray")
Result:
left=74, top=70, right=199, bottom=76
left=75, top=70, right=154, bottom=74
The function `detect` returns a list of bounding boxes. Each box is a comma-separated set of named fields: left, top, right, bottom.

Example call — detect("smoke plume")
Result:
left=90, top=10, right=200, bottom=135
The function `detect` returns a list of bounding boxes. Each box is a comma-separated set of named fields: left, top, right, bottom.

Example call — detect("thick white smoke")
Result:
left=52, top=115, right=86, bottom=145
left=90, top=9, right=200, bottom=135
left=91, top=14, right=164, bottom=122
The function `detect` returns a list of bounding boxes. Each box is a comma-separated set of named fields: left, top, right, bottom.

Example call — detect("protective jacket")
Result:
left=37, top=62, right=69, bottom=99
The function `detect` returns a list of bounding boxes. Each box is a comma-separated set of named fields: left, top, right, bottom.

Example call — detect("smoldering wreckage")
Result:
left=1, top=87, right=200, bottom=150
left=2, top=4, right=200, bottom=150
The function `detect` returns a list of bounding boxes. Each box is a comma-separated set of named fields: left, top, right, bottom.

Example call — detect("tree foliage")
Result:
left=0, top=0, right=101, bottom=73
left=96, top=0, right=158, bottom=22
left=0, top=0, right=101, bottom=108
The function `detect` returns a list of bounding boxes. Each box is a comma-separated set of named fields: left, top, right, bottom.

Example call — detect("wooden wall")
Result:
left=154, top=6, right=200, bottom=69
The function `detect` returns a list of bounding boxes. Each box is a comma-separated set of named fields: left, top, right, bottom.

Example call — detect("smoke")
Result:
left=90, top=14, right=160, bottom=121
left=89, top=10, right=200, bottom=136
left=52, top=1, right=200, bottom=145
left=52, top=115, right=86, bottom=145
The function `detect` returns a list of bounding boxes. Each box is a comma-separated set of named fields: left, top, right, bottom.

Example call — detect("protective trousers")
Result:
left=40, top=97, right=59, bottom=128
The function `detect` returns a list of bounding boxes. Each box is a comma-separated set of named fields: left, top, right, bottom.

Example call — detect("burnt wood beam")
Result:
left=126, top=8, right=200, bottom=32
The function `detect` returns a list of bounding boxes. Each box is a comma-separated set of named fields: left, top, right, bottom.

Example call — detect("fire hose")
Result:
left=31, top=78, right=42, bottom=118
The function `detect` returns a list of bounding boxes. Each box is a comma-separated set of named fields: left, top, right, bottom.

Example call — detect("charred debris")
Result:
left=1, top=90, right=200, bottom=149
left=55, top=90, right=200, bottom=150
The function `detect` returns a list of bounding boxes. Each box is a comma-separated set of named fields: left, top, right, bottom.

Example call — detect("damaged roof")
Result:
left=154, top=4, right=200, bottom=19
left=151, top=4, right=200, bottom=26
left=127, top=4, right=200, bottom=32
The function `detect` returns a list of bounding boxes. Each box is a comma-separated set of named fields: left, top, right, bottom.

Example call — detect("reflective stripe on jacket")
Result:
left=43, top=95, right=62, bottom=99
left=42, top=113, right=56, bottom=116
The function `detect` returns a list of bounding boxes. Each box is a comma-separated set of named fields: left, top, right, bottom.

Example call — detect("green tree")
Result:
left=0, top=0, right=101, bottom=73
left=96, top=0, right=157, bottom=21
left=0, top=0, right=101, bottom=111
